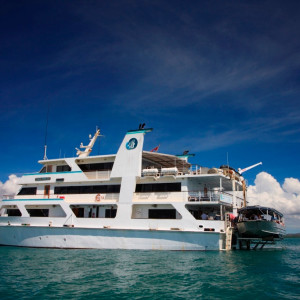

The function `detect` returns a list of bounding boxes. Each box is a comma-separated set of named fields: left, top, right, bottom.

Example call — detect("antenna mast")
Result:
left=43, top=105, right=49, bottom=160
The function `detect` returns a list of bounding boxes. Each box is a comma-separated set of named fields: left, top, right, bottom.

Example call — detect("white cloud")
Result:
left=0, top=175, right=21, bottom=199
left=283, top=177, right=300, bottom=195
left=248, top=172, right=300, bottom=231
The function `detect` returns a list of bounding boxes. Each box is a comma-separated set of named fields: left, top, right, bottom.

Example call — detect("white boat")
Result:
left=236, top=206, right=286, bottom=240
left=0, top=127, right=251, bottom=250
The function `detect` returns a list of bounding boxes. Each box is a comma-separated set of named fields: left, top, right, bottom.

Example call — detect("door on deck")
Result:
left=44, top=185, right=50, bottom=198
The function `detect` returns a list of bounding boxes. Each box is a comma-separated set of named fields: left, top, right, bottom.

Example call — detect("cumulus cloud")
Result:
left=248, top=172, right=300, bottom=215
left=247, top=172, right=300, bottom=231
left=0, top=175, right=21, bottom=199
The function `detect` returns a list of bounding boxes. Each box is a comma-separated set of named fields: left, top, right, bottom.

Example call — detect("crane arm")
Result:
left=238, top=162, right=262, bottom=174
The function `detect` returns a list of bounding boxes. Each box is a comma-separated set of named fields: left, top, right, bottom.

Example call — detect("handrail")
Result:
left=133, top=190, right=239, bottom=204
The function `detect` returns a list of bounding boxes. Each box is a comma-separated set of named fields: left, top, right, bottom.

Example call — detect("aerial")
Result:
left=0, top=0, right=299, bottom=237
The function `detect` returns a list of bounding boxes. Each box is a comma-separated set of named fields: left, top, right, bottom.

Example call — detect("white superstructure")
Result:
left=0, top=127, right=247, bottom=250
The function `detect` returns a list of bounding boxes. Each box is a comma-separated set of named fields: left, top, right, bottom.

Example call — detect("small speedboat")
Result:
left=236, top=206, right=286, bottom=240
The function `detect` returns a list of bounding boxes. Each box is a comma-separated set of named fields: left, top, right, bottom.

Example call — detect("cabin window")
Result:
left=135, top=183, right=181, bottom=193
left=39, top=166, right=46, bottom=173
left=39, top=165, right=53, bottom=173
left=185, top=204, right=222, bottom=220
left=72, top=207, right=85, bottom=218
left=6, top=209, right=22, bottom=216
left=132, top=204, right=181, bottom=219
left=70, top=205, right=117, bottom=218
left=24, top=204, right=66, bottom=217
left=27, top=209, right=49, bottom=217
left=148, top=209, right=177, bottom=219
left=54, top=185, right=120, bottom=194
left=105, top=208, right=117, bottom=218
left=56, top=165, right=71, bottom=172
left=17, top=187, right=37, bottom=195
left=78, top=162, right=114, bottom=172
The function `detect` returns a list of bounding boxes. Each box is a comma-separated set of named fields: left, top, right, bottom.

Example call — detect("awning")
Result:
left=142, top=151, right=191, bottom=173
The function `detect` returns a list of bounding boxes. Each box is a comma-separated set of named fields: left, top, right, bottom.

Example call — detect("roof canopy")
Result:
left=238, top=206, right=283, bottom=216
left=142, top=151, right=191, bottom=172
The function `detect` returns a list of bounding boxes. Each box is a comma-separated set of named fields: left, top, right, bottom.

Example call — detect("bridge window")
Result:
left=78, top=162, right=114, bottom=172
left=56, top=165, right=71, bottom=172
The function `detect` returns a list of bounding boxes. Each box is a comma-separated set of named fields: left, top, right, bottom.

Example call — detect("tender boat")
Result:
left=236, top=206, right=286, bottom=240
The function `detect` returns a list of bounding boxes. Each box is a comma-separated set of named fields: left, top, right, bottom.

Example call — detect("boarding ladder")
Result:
left=226, top=227, right=233, bottom=250
left=225, top=213, right=233, bottom=250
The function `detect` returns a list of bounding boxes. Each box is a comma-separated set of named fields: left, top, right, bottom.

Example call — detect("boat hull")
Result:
left=0, top=225, right=224, bottom=250
left=237, top=220, right=285, bottom=239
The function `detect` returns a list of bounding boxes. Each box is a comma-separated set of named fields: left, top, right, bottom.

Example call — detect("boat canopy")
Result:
left=142, top=151, right=191, bottom=173
left=238, top=206, right=283, bottom=217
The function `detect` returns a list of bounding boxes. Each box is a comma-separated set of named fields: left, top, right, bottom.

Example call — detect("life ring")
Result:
left=95, top=194, right=101, bottom=202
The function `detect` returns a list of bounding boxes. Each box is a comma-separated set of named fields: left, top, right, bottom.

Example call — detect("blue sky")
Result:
left=0, top=0, right=299, bottom=189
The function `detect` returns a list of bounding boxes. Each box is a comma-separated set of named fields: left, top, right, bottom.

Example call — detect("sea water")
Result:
left=0, top=239, right=299, bottom=299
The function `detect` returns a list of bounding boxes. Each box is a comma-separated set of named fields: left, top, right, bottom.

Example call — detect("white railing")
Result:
left=141, top=165, right=210, bottom=177
left=187, top=191, right=233, bottom=202
left=58, top=193, right=119, bottom=203
left=133, top=191, right=239, bottom=204
left=9, top=193, right=120, bottom=203
left=133, top=192, right=185, bottom=202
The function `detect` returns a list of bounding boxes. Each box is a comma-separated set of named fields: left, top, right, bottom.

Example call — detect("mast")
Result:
left=43, top=105, right=50, bottom=160
left=75, top=128, right=102, bottom=158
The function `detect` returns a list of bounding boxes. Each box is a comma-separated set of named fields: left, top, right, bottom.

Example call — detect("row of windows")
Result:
left=78, top=162, right=114, bottom=171
left=4, top=208, right=175, bottom=219
left=18, top=183, right=181, bottom=195
left=40, top=165, right=71, bottom=173
left=54, top=185, right=121, bottom=194
left=135, top=183, right=181, bottom=193
left=72, top=207, right=117, bottom=218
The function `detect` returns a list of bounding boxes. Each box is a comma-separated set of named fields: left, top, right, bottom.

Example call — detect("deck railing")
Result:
left=141, top=165, right=221, bottom=177
left=187, top=191, right=235, bottom=203
left=133, top=191, right=239, bottom=204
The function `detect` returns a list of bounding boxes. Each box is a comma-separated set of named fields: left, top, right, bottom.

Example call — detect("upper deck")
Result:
left=5, top=127, right=245, bottom=212
left=18, top=151, right=243, bottom=189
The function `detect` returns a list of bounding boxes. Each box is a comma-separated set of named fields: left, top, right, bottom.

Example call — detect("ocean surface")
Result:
left=0, top=239, right=299, bottom=300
